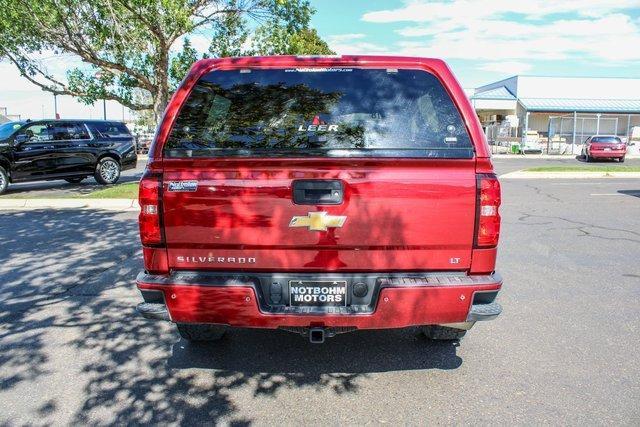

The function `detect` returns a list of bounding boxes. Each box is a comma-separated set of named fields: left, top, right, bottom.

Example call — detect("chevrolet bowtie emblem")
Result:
left=289, top=211, right=347, bottom=231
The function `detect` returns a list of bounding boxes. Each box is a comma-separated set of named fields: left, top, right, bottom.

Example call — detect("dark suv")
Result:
left=0, top=119, right=137, bottom=194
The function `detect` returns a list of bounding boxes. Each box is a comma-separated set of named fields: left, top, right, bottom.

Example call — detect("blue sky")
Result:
left=309, top=0, right=640, bottom=88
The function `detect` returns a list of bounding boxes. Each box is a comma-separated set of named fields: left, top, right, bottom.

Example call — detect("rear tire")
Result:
left=619, top=156, right=625, bottom=163
left=177, top=324, right=226, bottom=342
left=65, top=177, right=85, bottom=184
left=421, top=325, right=467, bottom=341
left=94, top=157, right=121, bottom=185
left=0, top=166, right=8, bottom=195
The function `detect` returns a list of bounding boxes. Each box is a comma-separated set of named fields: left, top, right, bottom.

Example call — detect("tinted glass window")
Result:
left=0, top=122, right=24, bottom=139
left=92, top=122, right=131, bottom=137
left=18, top=123, right=54, bottom=143
left=51, top=122, right=90, bottom=140
left=591, top=136, right=621, bottom=144
left=17, top=122, right=90, bottom=142
left=165, top=68, right=473, bottom=158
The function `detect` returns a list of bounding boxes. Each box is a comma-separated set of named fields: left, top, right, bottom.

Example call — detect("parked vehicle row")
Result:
left=0, top=119, right=137, bottom=194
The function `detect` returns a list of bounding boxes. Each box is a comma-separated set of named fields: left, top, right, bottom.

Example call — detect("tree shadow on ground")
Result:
left=66, top=304, right=460, bottom=424
left=0, top=207, right=463, bottom=425
left=168, top=327, right=461, bottom=396
left=170, top=328, right=461, bottom=376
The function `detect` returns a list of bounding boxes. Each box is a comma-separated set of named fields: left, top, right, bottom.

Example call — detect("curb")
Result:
left=0, top=198, right=139, bottom=211
left=500, top=171, right=640, bottom=179
left=491, top=154, right=640, bottom=159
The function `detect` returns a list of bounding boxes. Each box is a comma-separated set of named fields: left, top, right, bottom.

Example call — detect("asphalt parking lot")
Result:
left=0, top=166, right=639, bottom=424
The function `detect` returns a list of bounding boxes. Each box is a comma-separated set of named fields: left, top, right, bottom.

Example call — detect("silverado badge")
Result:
left=289, top=211, right=346, bottom=232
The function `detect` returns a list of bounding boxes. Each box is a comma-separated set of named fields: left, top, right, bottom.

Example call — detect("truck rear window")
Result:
left=591, top=136, right=621, bottom=144
left=164, top=68, right=474, bottom=158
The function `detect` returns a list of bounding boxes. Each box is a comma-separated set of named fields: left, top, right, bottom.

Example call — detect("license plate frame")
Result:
left=289, top=280, right=347, bottom=307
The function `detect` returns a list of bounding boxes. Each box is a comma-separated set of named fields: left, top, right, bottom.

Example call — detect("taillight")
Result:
left=475, top=174, right=501, bottom=248
left=139, top=171, right=163, bottom=246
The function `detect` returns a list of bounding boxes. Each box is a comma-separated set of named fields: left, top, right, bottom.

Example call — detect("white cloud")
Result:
left=478, top=61, right=532, bottom=75
left=325, top=34, right=391, bottom=55
left=326, top=33, right=367, bottom=42
left=0, top=62, right=44, bottom=92
left=393, top=14, right=640, bottom=62
left=360, top=1, right=640, bottom=65
left=176, top=34, right=212, bottom=54
left=362, top=0, right=640, bottom=23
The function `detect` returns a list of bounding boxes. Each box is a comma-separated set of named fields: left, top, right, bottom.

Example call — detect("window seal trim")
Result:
left=164, top=68, right=475, bottom=159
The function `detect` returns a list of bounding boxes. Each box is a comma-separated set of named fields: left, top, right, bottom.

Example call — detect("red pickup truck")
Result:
left=136, top=56, right=502, bottom=344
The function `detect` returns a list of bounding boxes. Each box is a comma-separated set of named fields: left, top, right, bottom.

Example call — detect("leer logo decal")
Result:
left=289, top=211, right=346, bottom=232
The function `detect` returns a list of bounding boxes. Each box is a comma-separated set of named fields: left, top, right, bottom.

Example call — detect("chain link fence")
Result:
left=488, top=113, right=640, bottom=155
left=547, top=114, right=624, bottom=154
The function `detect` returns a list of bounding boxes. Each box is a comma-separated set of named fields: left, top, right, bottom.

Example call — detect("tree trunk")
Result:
left=153, top=48, right=170, bottom=123
left=153, top=87, right=169, bottom=123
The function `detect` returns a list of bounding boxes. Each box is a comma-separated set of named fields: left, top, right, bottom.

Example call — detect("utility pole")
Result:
left=95, top=71, right=107, bottom=120
left=572, top=111, right=577, bottom=155
left=53, top=93, right=59, bottom=119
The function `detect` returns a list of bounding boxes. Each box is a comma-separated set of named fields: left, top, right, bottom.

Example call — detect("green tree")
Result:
left=206, top=0, right=333, bottom=57
left=169, top=38, right=199, bottom=88
left=0, top=0, right=333, bottom=121
left=207, top=1, right=251, bottom=57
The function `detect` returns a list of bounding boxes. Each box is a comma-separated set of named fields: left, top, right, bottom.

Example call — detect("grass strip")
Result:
left=524, top=166, right=640, bottom=172
left=78, top=182, right=138, bottom=199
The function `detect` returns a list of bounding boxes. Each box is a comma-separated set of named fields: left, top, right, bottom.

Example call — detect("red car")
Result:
left=583, top=135, right=627, bottom=162
left=135, top=56, right=503, bottom=343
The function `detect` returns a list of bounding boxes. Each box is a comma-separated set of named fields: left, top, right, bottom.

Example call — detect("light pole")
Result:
left=94, top=71, right=107, bottom=120
left=572, top=111, right=577, bottom=155
left=53, top=93, right=59, bottom=119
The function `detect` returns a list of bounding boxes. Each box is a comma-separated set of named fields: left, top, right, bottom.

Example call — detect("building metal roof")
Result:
left=471, top=86, right=516, bottom=100
left=518, top=98, right=640, bottom=113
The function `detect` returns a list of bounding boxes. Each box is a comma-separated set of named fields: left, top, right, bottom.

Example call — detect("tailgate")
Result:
left=162, top=158, right=476, bottom=271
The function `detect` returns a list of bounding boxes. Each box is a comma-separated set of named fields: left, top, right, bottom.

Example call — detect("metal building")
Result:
left=471, top=76, right=640, bottom=154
